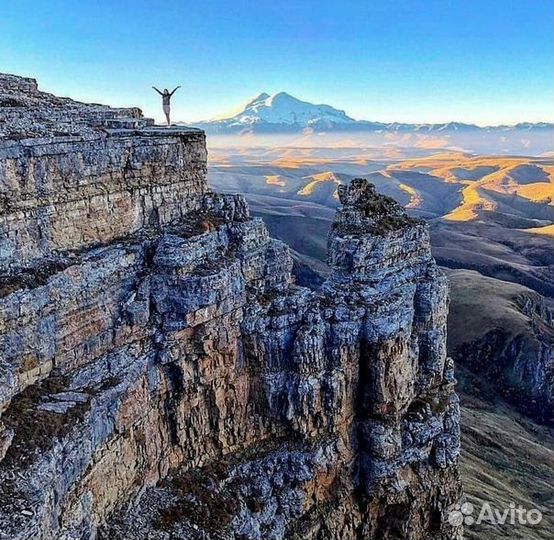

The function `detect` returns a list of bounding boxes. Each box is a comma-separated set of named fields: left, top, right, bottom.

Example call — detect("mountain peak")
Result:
left=246, top=92, right=270, bottom=106
left=201, top=91, right=356, bottom=131
left=270, top=91, right=295, bottom=100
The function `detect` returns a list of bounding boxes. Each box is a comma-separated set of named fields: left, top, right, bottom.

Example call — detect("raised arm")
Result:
left=152, top=86, right=163, bottom=96
left=169, top=86, right=181, bottom=96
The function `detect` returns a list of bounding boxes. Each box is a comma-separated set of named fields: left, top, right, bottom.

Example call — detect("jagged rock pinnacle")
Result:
left=335, top=178, right=422, bottom=235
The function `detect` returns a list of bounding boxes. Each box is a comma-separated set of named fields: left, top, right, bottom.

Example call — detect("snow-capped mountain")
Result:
left=197, top=92, right=359, bottom=133
left=193, top=91, right=553, bottom=135
left=242, top=92, right=355, bottom=125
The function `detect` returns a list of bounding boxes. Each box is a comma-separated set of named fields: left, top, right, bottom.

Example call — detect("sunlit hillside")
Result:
left=387, top=154, right=554, bottom=222
left=297, top=171, right=342, bottom=200
left=209, top=146, right=554, bottom=232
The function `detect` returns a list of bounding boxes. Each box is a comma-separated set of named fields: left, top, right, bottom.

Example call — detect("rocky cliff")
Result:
left=0, top=74, right=462, bottom=540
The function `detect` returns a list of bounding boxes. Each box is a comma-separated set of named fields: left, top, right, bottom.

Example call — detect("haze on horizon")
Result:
left=1, top=0, right=552, bottom=126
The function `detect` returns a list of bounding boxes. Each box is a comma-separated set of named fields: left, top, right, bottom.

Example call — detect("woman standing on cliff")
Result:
left=152, top=86, right=180, bottom=126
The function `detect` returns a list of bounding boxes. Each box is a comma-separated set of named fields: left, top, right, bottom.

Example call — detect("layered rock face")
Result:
left=0, top=74, right=462, bottom=540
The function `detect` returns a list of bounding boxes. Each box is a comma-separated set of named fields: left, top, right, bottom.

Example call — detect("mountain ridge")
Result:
left=193, top=91, right=554, bottom=134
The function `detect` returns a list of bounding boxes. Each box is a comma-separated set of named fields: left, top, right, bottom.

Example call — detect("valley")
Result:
left=207, top=139, right=554, bottom=539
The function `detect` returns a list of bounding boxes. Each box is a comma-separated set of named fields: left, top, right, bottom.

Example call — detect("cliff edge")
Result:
left=0, top=74, right=462, bottom=540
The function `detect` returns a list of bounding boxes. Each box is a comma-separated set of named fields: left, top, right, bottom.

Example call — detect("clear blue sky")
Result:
left=1, top=0, right=552, bottom=125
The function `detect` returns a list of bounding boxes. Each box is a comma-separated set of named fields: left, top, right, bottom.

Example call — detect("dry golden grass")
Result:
left=519, top=182, right=552, bottom=202
left=392, top=153, right=553, bottom=221
left=265, top=175, right=287, bottom=187
left=519, top=224, right=554, bottom=236
left=398, top=183, right=422, bottom=209
left=297, top=172, right=340, bottom=196
left=444, top=184, right=496, bottom=221
left=271, top=156, right=334, bottom=168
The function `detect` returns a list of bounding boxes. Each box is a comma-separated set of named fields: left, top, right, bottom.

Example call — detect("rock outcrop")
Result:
left=0, top=74, right=462, bottom=540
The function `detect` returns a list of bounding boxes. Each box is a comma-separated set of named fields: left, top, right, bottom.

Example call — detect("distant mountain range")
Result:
left=193, top=92, right=553, bottom=134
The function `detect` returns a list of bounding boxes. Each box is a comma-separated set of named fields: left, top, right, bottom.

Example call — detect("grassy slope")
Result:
left=460, top=395, right=554, bottom=540
left=445, top=269, right=547, bottom=351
